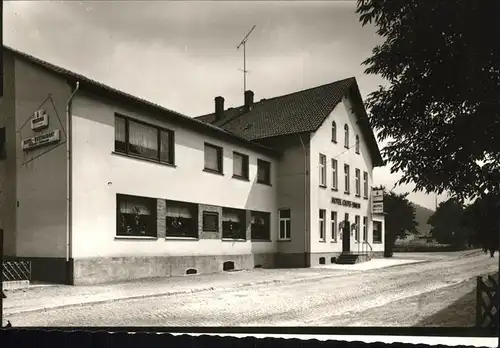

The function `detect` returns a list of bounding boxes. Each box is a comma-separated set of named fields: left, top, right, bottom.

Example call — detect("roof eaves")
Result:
left=5, top=46, right=281, bottom=158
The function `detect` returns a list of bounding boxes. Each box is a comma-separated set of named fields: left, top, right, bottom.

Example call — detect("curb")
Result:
left=3, top=272, right=345, bottom=316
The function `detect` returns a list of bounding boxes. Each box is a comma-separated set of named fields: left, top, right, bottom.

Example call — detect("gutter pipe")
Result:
left=66, top=82, right=80, bottom=271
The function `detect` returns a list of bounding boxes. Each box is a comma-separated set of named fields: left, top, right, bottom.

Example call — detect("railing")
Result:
left=476, top=272, right=499, bottom=329
left=362, top=240, right=373, bottom=259
left=2, top=261, right=32, bottom=281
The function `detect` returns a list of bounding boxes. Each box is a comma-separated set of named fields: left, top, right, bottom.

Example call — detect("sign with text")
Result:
left=372, top=188, right=384, bottom=214
left=30, top=109, right=49, bottom=131
left=22, top=129, right=60, bottom=151
left=331, top=197, right=361, bottom=209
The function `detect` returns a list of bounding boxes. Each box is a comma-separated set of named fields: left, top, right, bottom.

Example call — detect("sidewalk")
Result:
left=4, top=267, right=353, bottom=316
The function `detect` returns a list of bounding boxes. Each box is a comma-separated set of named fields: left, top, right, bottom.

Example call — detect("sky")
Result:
left=3, top=0, right=449, bottom=210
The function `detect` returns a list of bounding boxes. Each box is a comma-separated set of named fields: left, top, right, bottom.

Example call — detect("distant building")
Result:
left=0, top=46, right=385, bottom=285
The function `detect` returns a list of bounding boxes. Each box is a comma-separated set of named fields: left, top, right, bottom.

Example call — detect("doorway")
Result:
left=342, top=221, right=351, bottom=253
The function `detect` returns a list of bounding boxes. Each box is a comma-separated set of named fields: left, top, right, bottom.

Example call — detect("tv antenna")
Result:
left=237, top=25, right=256, bottom=96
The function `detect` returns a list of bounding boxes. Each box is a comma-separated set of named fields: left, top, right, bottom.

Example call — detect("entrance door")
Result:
left=342, top=221, right=351, bottom=253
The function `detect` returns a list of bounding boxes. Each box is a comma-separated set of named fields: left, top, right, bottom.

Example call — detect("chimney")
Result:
left=244, top=90, right=254, bottom=111
left=215, top=96, right=224, bottom=121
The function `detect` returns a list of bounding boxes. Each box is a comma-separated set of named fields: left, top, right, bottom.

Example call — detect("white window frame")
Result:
left=278, top=209, right=291, bottom=240
left=355, top=215, right=360, bottom=242
left=355, top=168, right=361, bottom=196
left=319, top=209, right=326, bottom=241
left=331, top=211, right=337, bottom=242
left=363, top=216, right=368, bottom=241
left=344, top=164, right=350, bottom=194
left=344, top=124, right=349, bottom=148
left=363, top=171, right=368, bottom=199
left=319, top=154, right=327, bottom=187
left=331, top=121, right=337, bottom=143
left=331, top=159, right=338, bottom=190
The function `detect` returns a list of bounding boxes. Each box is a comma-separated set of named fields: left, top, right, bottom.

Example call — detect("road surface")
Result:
left=6, top=252, right=498, bottom=326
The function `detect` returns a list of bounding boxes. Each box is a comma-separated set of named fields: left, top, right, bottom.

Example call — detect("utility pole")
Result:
left=237, top=25, right=256, bottom=98
left=1, top=0, right=4, bottom=98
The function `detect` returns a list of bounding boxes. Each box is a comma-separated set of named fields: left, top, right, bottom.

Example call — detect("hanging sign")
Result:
left=372, top=188, right=384, bottom=214
left=22, top=129, right=60, bottom=151
left=30, top=109, right=49, bottom=131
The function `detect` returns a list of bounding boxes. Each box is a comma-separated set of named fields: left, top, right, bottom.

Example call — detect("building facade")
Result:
left=0, top=47, right=385, bottom=285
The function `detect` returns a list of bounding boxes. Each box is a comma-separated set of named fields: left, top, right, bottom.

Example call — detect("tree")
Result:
left=378, top=186, right=419, bottom=256
left=427, top=199, right=469, bottom=246
left=355, top=1, right=500, bottom=202
left=462, top=193, right=500, bottom=256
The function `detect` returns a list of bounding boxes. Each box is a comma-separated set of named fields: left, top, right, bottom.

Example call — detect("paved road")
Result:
left=6, top=253, right=498, bottom=326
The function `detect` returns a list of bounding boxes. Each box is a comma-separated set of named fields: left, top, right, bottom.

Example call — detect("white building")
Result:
left=0, top=47, right=385, bottom=285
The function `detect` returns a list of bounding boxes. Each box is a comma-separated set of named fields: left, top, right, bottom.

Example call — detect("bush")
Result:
left=392, top=243, right=472, bottom=253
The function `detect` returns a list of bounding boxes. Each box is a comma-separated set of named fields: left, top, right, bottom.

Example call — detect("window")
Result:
left=331, top=159, right=338, bottom=190
left=355, top=215, right=360, bottom=242
left=331, top=211, right=337, bottom=242
left=257, top=159, right=271, bottom=185
left=251, top=211, right=271, bottom=240
left=165, top=200, right=198, bottom=238
left=114, top=115, right=175, bottom=164
left=233, top=152, right=249, bottom=179
left=355, top=168, right=361, bottom=196
left=116, top=194, right=157, bottom=237
left=222, top=208, right=246, bottom=239
left=344, top=124, right=349, bottom=148
left=278, top=209, right=291, bottom=240
left=373, top=221, right=382, bottom=243
left=331, top=121, right=337, bottom=143
left=319, top=154, right=327, bottom=187
left=202, top=211, right=219, bottom=232
left=344, top=164, right=350, bottom=194
left=355, top=135, right=360, bottom=154
left=204, top=143, right=223, bottom=173
left=0, top=127, right=5, bottom=159
left=319, top=209, right=326, bottom=240
left=363, top=171, right=368, bottom=199
left=363, top=216, right=368, bottom=241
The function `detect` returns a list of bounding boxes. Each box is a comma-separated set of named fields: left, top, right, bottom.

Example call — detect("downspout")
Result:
left=66, top=82, right=80, bottom=277
left=299, top=135, right=310, bottom=267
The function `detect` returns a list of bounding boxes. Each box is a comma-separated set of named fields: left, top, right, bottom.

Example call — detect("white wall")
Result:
left=309, top=95, right=380, bottom=254
left=71, top=93, right=278, bottom=258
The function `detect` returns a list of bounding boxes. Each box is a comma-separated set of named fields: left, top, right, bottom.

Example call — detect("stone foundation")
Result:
left=309, top=252, right=343, bottom=266
left=72, top=253, right=276, bottom=285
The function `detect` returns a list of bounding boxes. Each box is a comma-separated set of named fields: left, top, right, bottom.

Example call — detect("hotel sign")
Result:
left=331, top=197, right=361, bottom=209
left=30, top=109, right=49, bottom=131
left=22, top=129, right=61, bottom=151
left=372, top=188, right=384, bottom=214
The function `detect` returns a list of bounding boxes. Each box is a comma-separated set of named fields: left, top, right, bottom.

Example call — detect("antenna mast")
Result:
left=237, top=25, right=256, bottom=96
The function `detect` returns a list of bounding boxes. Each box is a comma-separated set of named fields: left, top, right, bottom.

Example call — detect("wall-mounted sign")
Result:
left=22, top=129, right=60, bottom=151
left=331, top=197, right=361, bottom=209
left=372, top=188, right=384, bottom=214
left=30, top=109, right=49, bottom=131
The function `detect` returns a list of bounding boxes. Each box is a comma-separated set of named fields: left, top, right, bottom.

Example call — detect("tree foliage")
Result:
left=378, top=186, right=419, bottom=246
left=356, top=0, right=500, bottom=202
left=427, top=199, right=469, bottom=246
left=462, top=193, right=500, bottom=252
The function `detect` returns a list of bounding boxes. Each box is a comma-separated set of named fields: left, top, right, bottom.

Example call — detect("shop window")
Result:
left=116, top=194, right=157, bottom=237
left=373, top=221, right=383, bottom=243
left=250, top=211, right=271, bottom=240
left=222, top=208, right=247, bottom=239
left=165, top=200, right=198, bottom=238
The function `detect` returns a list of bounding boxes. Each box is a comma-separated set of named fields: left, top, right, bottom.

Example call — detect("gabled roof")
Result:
left=3, top=46, right=281, bottom=158
left=196, top=77, right=384, bottom=166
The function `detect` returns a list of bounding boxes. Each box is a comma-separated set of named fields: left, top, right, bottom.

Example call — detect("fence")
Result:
left=476, top=272, right=499, bottom=329
left=2, top=260, right=32, bottom=281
